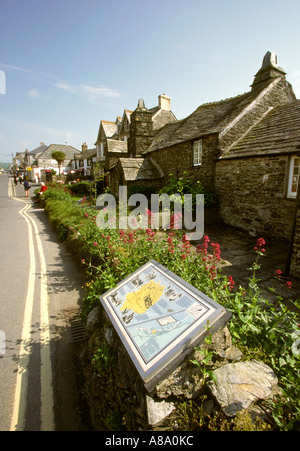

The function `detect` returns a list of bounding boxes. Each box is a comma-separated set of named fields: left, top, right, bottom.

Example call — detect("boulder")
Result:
left=146, top=396, right=175, bottom=426
left=207, top=360, right=278, bottom=417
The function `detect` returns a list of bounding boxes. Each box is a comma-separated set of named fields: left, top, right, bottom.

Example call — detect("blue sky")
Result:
left=1, top=0, right=300, bottom=163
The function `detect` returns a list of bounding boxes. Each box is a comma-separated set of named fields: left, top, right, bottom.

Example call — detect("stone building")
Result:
left=37, top=143, right=81, bottom=181
left=96, top=94, right=176, bottom=192
left=71, top=142, right=97, bottom=177
left=98, top=51, right=300, bottom=277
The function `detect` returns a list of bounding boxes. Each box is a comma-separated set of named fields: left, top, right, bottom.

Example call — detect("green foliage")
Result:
left=190, top=330, right=217, bottom=383
left=51, top=150, right=66, bottom=161
left=128, top=184, right=158, bottom=199
left=221, top=240, right=300, bottom=431
left=159, top=172, right=217, bottom=209
left=92, top=340, right=114, bottom=374
left=51, top=150, right=66, bottom=177
left=44, top=184, right=84, bottom=240
left=68, top=181, right=91, bottom=196
left=88, top=162, right=106, bottom=204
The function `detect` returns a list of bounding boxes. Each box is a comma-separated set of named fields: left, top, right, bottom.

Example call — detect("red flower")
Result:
left=285, top=281, right=292, bottom=289
left=211, top=242, right=221, bottom=262
left=256, top=238, right=266, bottom=247
left=227, top=275, right=235, bottom=291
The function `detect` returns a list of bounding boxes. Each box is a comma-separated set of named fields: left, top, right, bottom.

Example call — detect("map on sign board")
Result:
left=100, top=260, right=229, bottom=390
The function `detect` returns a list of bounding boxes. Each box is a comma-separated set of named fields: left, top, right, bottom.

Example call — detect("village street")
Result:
left=0, top=175, right=89, bottom=431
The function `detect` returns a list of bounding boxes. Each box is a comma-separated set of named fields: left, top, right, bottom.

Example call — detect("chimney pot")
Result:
left=158, top=94, right=171, bottom=111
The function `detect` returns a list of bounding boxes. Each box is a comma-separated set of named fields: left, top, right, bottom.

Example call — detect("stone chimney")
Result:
left=82, top=142, right=88, bottom=152
left=158, top=94, right=171, bottom=111
left=128, top=99, right=154, bottom=157
left=251, top=51, right=286, bottom=90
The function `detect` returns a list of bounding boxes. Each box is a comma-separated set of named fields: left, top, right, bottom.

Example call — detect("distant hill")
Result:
left=0, top=162, right=11, bottom=170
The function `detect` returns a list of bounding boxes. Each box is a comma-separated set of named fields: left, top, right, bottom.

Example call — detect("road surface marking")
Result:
left=10, top=203, right=36, bottom=430
left=27, top=203, right=54, bottom=431
left=9, top=178, right=54, bottom=431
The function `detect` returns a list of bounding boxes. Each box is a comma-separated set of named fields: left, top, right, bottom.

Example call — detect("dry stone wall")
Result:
left=81, top=305, right=279, bottom=431
left=215, top=155, right=294, bottom=240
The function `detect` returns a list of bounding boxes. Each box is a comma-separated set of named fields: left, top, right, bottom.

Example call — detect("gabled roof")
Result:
left=96, top=120, right=118, bottom=142
left=152, top=109, right=177, bottom=130
left=28, top=143, right=48, bottom=155
left=101, top=121, right=118, bottom=138
left=144, top=91, right=261, bottom=153
left=119, top=110, right=133, bottom=135
left=119, top=157, right=163, bottom=181
left=221, top=100, right=300, bottom=159
left=38, top=144, right=81, bottom=160
left=76, top=148, right=97, bottom=160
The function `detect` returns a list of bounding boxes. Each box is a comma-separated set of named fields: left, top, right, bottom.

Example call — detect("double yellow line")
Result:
left=8, top=179, right=54, bottom=431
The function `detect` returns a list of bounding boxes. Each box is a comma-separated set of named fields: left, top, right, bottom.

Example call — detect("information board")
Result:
left=100, top=260, right=230, bottom=391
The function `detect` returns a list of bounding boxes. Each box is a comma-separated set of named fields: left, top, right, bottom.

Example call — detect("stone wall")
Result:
left=290, top=209, right=300, bottom=278
left=148, top=134, right=219, bottom=192
left=82, top=306, right=278, bottom=431
left=215, top=155, right=295, bottom=240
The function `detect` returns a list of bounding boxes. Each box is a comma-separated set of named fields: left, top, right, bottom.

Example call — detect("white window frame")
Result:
left=193, top=139, right=202, bottom=166
left=288, top=155, right=300, bottom=198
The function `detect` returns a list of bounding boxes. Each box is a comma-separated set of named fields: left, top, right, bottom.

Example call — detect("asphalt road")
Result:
left=0, top=175, right=90, bottom=431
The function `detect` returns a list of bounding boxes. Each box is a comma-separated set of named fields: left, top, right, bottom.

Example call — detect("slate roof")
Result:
left=38, top=144, right=81, bottom=160
left=96, top=120, right=118, bottom=142
left=222, top=100, right=300, bottom=159
left=119, top=158, right=163, bottom=181
left=143, top=71, right=295, bottom=155
left=76, top=148, right=97, bottom=160
left=152, top=109, right=177, bottom=130
left=28, top=143, right=48, bottom=155
left=107, top=139, right=128, bottom=153
left=144, top=91, right=264, bottom=153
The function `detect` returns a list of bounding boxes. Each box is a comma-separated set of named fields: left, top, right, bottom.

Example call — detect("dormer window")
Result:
left=193, top=140, right=202, bottom=166
left=288, top=155, right=300, bottom=198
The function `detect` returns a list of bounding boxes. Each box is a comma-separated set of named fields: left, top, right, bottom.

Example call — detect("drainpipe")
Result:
left=285, top=175, right=300, bottom=276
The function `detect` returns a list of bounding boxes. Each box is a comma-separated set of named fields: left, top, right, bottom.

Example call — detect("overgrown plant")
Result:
left=159, top=172, right=217, bottom=210
left=190, top=329, right=217, bottom=383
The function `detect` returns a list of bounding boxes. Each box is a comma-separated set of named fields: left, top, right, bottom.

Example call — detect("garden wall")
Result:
left=81, top=305, right=276, bottom=431
left=215, top=155, right=294, bottom=240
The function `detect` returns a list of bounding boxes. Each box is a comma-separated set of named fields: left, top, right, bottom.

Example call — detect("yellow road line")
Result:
left=10, top=203, right=35, bottom=431
left=9, top=178, right=54, bottom=431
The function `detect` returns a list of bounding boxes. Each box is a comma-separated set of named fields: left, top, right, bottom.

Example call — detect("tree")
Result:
left=51, top=150, right=66, bottom=179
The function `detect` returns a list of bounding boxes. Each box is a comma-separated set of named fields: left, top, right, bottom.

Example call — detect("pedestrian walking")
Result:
left=24, top=179, right=30, bottom=197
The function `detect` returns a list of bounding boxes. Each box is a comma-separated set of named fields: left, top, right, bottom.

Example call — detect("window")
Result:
left=288, top=156, right=300, bottom=198
left=193, top=140, right=202, bottom=166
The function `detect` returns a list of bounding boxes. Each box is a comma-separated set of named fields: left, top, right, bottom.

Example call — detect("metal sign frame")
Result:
left=100, top=259, right=230, bottom=391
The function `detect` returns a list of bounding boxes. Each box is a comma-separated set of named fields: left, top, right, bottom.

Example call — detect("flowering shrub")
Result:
left=44, top=186, right=300, bottom=431
left=159, top=172, right=217, bottom=209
